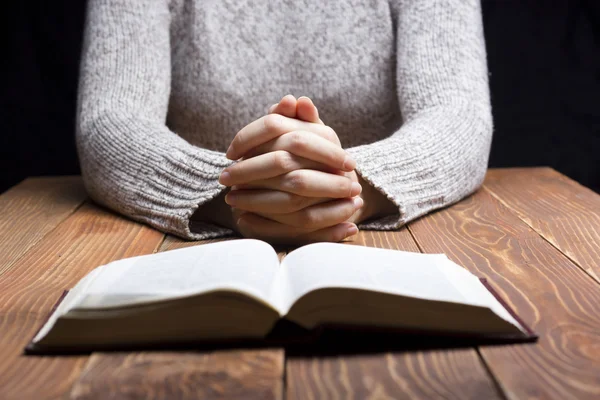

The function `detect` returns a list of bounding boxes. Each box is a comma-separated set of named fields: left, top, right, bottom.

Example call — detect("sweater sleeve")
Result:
left=76, top=0, right=233, bottom=240
left=346, top=0, right=493, bottom=229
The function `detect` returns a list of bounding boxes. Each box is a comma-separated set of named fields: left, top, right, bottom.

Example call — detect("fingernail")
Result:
left=219, top=171, right=231, bottom=185
left=225, top=192, right=236, bottom=205
left=343, top=156, right=356, bottom=171
left=351, top=182, right=362, bottom=196
left=353, top=197, right=364, bottom=209
left=346, top=224, right=359, bottom=237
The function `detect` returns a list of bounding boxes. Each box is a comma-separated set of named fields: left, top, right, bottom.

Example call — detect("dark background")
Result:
left=1, top=0, right=598, bottom=194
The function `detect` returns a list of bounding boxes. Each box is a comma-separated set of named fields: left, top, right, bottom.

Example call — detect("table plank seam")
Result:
left=406, top=224, right=425, bottom=254
left=68, top=231, right=169, bottom=397
left=482, top=185, right=600, bottom=285
left=406, top=224, right=509, bottom=400
left=282, top=351, right=288, bottom=400
left=285, top=231, right=505, bottom=400
left=153, top=232, right=168, bottom=254
left=475, top=348, right=510, bottom=400
left=407, top=185, right=600, bottom=399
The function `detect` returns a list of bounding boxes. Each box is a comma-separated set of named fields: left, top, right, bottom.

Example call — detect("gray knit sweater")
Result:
left=77, top=0, right=492, bottom=240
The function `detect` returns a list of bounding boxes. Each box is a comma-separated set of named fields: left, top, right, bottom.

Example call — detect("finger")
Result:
left=242, top=131, right=355, bottom=171
left=270, top=94, right=297, bottom=118
left=233, top=169, right=362, bottom=198
left=237, top=213, right=358, bottom=244
left=225, top=189, right=329, bottom=214
left=255, top=197, right=363, bottom=230
left=297, top=96, right=323, bottom=124
left=226, top=114, right=337, bottom=160
left=219, top=151, right=335, bottom=186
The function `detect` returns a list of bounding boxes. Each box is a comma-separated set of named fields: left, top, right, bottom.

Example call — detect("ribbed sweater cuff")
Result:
left=347, top=138, right=408, bottom=230
left=346, top=107, right=488, bottom=230
left=81, top=115, right=236, bottom=240
left=137, top=142, right=235, bottom=240
left=348, top=136, right=448, bottom=230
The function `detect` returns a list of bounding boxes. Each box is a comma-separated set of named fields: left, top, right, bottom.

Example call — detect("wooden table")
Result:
left=1, top=167, right=599, bottom=399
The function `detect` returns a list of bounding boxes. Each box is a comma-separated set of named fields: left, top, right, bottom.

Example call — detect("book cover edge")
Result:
left=479, top=278, right=538, bottom=339
left=24, top=279, right=539, bottom=355
left=24, top=289, right=70, bottom=354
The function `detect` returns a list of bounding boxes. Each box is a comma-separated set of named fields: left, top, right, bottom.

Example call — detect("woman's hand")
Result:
left=226, top=97, right=341, bottom=161
left=226, top=96, right=396, bottom=227
left=220, top=95, right=362, bottom=244
left=193, top=96, right=395, bottom=242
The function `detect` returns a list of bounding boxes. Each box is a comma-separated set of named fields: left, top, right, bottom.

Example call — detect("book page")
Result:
left=436, top=259, right=524, bottom=329
left=280, top=243, right=525, bottom=332
left=279, top=243, right=469, bottom=313
left=33, top=267, right=103, bottom=343
left=74, top=239, right=280, bottom=309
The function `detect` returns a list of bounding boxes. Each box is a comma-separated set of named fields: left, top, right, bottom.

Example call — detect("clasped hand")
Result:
left=219, top=95, right=363, bottom=244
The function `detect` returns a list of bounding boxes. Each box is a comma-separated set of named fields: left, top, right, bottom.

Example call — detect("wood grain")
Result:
left=0, top=176, right=87, bottom=275
left=71, top=350, right=284, bottom=400
left=286, top=229, right=504, bottom=400
left=5, top=169, right=597, bottom=399
left=69, top=236, right=285, bottom=400
left=484, top=167, right=600, bottom=282
left=0, top=202, right=165, bottom=400
left=287, top=350, right=501, bottom=400
left=408, top=188, right=600, bottom=399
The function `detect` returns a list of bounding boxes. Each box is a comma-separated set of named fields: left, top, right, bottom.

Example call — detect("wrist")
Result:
left=352, top=175, right=397, bottom=224
left=190, top=189, right=240, bottom=233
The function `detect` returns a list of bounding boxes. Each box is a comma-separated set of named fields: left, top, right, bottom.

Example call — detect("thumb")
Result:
left=268, top=94, right=297, bottom=118
left=297, top=96, right=324, bottom=124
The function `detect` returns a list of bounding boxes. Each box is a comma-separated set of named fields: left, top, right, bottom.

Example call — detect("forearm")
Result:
left=346, top=0, right=492, bottom=229
left=347, top=103, right=492, bottom=229
left=78, top=112, right=233, bottom=239
left=78, top=0, right=234, bottom=240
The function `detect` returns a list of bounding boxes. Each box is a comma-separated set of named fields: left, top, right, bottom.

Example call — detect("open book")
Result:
left=27, top=240, right=536, bottom=353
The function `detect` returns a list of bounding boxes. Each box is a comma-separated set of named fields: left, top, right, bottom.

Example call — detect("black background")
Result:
left=1, top=0, right=598, bottom=194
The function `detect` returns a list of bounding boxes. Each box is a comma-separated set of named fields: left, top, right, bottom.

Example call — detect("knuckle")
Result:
left=290, top=194, right=308, bottom=210
left=263, top=114, right=282, bottom=133
left=300, top=208, right=320, bottom=228
left=344, top=179, right=354, bottom=197
left=333, top=177, right=352, bottom=197
left=288, top=131, right=308, bottom=152
left=331, top=202, right=353, bottom=223
left=273, top=151, right=294, bottom=172
left=342, top=201, right=356, bottom=218
left=285, top=172, right=306, bottom=192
